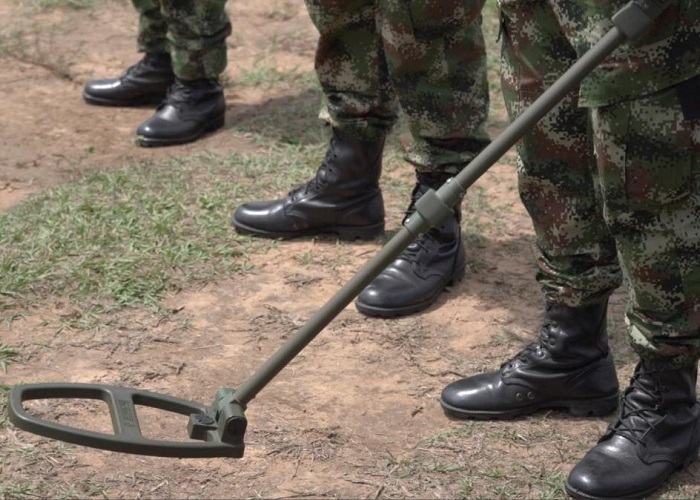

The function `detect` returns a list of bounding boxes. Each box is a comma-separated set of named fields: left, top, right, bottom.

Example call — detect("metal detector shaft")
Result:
left=233, top=0, right=669, bottom=406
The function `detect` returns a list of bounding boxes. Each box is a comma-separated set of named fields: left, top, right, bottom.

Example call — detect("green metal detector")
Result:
left=8, top=0, right=672, bottom=458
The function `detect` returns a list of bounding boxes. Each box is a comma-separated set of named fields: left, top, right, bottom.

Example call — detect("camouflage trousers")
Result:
left=500, top=0, right=700, bottom=365
left=304, top=0, right=491, bottom=173
left=131, top=0, right=231, bottom=80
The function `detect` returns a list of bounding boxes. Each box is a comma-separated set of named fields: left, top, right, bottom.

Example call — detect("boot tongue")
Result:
left=608, top=367, right=664, bottom=444
left=162, top=79, right=193, bottom=107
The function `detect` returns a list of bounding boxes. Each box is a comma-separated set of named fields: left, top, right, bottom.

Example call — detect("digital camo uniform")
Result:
left=305, top=0, right=491, bottom=174
left=499, top=0, right=700, bottom=366
left=440, top=2, right=700, bottom=497
left=132, top=0, right=231, bottom=80
left=82, top=0, right=229, bottom=146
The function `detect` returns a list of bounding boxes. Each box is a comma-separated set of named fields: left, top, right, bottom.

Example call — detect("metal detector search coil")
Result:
left=10, top=383, right=246, bottom=458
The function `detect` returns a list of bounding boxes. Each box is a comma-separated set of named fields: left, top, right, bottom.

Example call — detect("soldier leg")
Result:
left=134, top=0, right=230, bottom=146
left=82, top=0, right=173, bottom=107
left=355, top=0, right=492, bottom=317
left=232, top=0, right=396, bottom=241
left=132, top=0, right=169, bottom=55
left=158, top=0, right=231, bottom=80
left=440, top=0, right=621, bottom=419
left=566, top=76, right=700, bottom=500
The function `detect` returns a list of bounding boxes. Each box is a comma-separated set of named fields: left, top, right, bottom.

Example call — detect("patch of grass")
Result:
left=386, top=417, right=599, bottom=498
left=0, top=481, right=38, bottom=498
left=55, top=481, right=107, bottom=499
left=228, top=141, right=328, bottom=193
left=0, top=26, right=78, bottom=80
left=0, top=344, right=19, bottom=372
left=422, top=422, right=484, bottom=446
left=237, top=63, right=315, bottom=90
left=0, top=384, right=10, bottom=429
left=0, top=141, right=351, bottom=322
left=30, top=0, right=97, bottom=11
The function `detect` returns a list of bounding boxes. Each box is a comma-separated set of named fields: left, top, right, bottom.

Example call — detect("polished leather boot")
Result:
left=232, top=128, right=385, bottom=240
left=135, top=77, right=226, bottom=147
left=565, top=360, right=700, bottom=499
left=83, top=53, right=174, bottom=107
left=354, top=172, right=465, bottom=317
left=440, top=301, right=619, bottom=419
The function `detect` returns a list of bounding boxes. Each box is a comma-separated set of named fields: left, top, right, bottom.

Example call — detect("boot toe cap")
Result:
left=83, top=78, right=167, bottom=106
left=566, top=437, right=673, bottom=499
left=136, top=105, right=223, bottom=145
left=440, top=374, right=500, bottom=415
left=136, top=106, right=181, bottom=137
left=356, top=261, right=445, bottom=316
left=232, top=201, right=298, bottom=236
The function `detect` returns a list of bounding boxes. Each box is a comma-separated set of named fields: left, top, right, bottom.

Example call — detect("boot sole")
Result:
left=354, top=263, right=466, bottom=318
left=233, top=219, right=385, bottom=242
left=135, top=115, right=225, bottom=148
left=440, top=392, right=619, bottom=421
left=83, top=92, right=165, bottom=107
left=563, top=453, right=699, bottom=499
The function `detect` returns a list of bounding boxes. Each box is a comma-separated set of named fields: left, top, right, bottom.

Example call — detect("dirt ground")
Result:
left=2, top=1, right=699, bottom=499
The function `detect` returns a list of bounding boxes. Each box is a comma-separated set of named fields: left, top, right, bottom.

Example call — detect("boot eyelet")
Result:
left=516, top=393, right=524, bottom=401
left=527, top=392, right=535, bottom=400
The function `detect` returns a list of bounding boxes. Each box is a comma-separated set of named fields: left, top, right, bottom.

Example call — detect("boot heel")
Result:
left=205, top=115, right=225, bottom=133
left=448, top=263, right=466, bottom=286
left=567, top=394, right=619, bottom=417
left=335, top=223, right=384, bottom=241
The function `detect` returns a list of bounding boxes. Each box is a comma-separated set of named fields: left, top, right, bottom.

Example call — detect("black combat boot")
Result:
left=83, top=53, right=174, bottom=107
left=440, top=301, right=620, bottom=419
left=232, top=128, right=385, bottom=241
left=565, top=360, right=700, bottom=499
left=135, top=77, right=226, bottom=147
left=354, top=172, right=465, bottom=317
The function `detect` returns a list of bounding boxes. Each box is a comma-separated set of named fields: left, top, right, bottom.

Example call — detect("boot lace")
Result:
left=289, top=136, right=339, bottom=199
left=161, top=79, right=193, bottom=107
left=500, top=320, right=553, bottom=372
left=123, top=62, right=143, bottom=78
left=123, top=55, right=168, bottom=79
left=398, top=229, right=439, bottom=265
left=501, top=342, right=548, bottom=372
left=611, top=369, right=664, bottom=445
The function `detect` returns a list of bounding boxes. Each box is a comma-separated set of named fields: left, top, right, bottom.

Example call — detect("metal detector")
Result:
left=8, top=0, right=672, bottom=458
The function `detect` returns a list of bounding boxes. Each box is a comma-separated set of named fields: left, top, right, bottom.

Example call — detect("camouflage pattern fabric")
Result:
left=499, top=0, right=700, bottom=366
left=131, top=0, right=231, bottom=80
left=305, top=0, right=491, bottom=173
